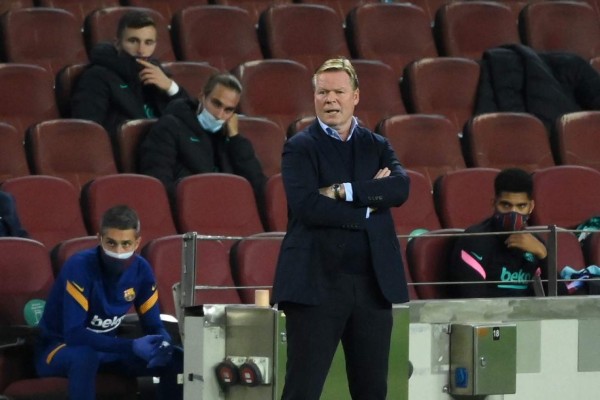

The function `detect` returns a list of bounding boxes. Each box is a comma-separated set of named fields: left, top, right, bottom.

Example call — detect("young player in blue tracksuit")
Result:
left=34, top=205, right=182, bottom=400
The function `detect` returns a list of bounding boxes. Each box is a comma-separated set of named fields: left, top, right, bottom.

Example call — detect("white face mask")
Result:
left=103, top=248, right=135, bottom=260
left=197, top=107, right=225, bottom=133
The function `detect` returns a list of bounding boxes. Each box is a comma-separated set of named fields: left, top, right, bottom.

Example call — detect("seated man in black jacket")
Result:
left=449, top=168, right=548, bottom=298
left=71, top=10, right=187, bottom=137
left=138, top=73, right=267, bottom=223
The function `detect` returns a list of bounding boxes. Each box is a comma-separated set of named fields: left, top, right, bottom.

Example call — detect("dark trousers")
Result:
left=280, top=273, right=393, bottom=400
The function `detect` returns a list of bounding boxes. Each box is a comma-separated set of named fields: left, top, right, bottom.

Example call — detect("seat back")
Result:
left=51, top=236, right=98, bottom=276
left=0, top=122, right=29, bottom=183
left=0, top=64, right=59, bottom=139
left=213, top=0, right=290, bottom=26
left=435, top=1, right=520, bottom=60
left=1, top=176, right=87, bottom=250
left=464, top=112, right=554, bottom=171
left=346, top=3, right=437, bottom=78
left=175, top=173, right=264, bottom=236
left=352, top=60, right=405, bottom=130
left=115, top=118, right=157, bottom=173
left=402, top=57, right=480, bottom=133
left=0, top=8, right=88, bottom=76
left=406, top=229, right=462, bottom=299
left=82, top=174, right=177, bottom=247
left=84, top=6, right=175, bottom=61
left=36, top=0, right=121, bottom=27
left=265, top=173, right=287, bottom=232
left=520, top=1, right=600, bottom=61
left=556, top=111, right=600, bottom=172
left=172, top=5, right=262, bottom=71
left=162, top=61, right=219, bottom=98
left=392, top=170, right=441, bottom=236
left=238, top=116, right=285, bottom=178
left=143, top=235, right=241, bottom=316
left=0, top=238, right=54, bottom=326
left=377, top=114, right=465, bottom=188
left=531, top=166, right=600, bottom=228
left=230, top=233, right=283, bottom=303
left=123, top=0, right=208, bottom=22
left=258, top=4, right=349, bottom=72
left=55, top=63, right=88, bottom=118
left=297, top=0, right=378, bottom=22
left=233, top=59, right=314, bottom=131
left=434, top=167, right=499, bottom=229
left=26, top=119, right=118, bottom=192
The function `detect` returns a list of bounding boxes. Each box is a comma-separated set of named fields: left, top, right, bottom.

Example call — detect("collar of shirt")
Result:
left=317, top=117, right=358, bottom=141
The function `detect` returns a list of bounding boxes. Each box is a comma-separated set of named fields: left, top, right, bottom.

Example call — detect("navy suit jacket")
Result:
left=272, top=122, right=410, bottom=305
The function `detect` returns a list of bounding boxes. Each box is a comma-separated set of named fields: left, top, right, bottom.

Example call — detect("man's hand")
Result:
left=505, top=232, right=547, bottom=259
left=373, top=167, right=390, bottom=179
left=226, top=113, right=239, bottom=137
left=137, top=59, right=172, bottom=91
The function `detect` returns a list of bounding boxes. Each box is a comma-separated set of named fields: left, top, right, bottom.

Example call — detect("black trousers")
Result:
left=280, top=273, right=393, bottom=400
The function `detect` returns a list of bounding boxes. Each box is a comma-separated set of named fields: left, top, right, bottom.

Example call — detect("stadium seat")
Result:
left=434, top=167, right=500, bottom=229
left=555, top=111, right=600, bottom=172
left=0, top=63, right=59, bottom=139
left=233, top=59, right=314, bottom=131
left=238, top=116, right=285, bottom=178
left=36, top=0, right=120, bottom=28
left=392, top=170, right=441, bottom=237
left=82, top=174, right=177, bottom=247
left=406, top=229, right=463, bottom=299
left=434, top=1, right=520, bottom=60
left=351, top=60, right=406, bottom=131
left=55, top=63, right=88, bottom=118
left=51, top=235, right=98, bottom=276
left=258, top=4, right=350, bottom=72
left=230, top=232, right=284, bottom=303
left=0, top=237, right=139, bottom=399
left=402, top=57, right=480, bottom=133
left=345, top=3, right=437, bottom=79
left=464, top=112, right=554, bottom=171
left=142, top=234, right=241, bottom=317
left=531, top=166, right=600, bottom=228
left=26, top=119, right=118, bottom=192
left=115, top=118, right=157, bottom=173
left=0, top=122, right=29, bottom=183
left=297, top=0, right=376, bottom=22
left=171, top=5, right=262, bottom=71
left=175, top=173, right=264, bottom=237
left=122, top=0, right=208, bottom=22
left=264, top=173, right=287, bottom=231
left=527, top=227, right=586, bottom=276
left=84, top=6, right=175, bottom=61
left=377, top=114, right=465, bottom=188
left=584, top=232, right=600, bottom=268
left=213, top=0, right=291, bottom=26
left=519, top=1, right=600, bottom=62
left=0, top=7, right=88, bottom=76
left=162, top=61, right=219, bottom=98
left=1, top=176, right=87, bottom=250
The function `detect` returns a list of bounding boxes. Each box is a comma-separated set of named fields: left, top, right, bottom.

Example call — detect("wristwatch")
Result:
left=332, top=183, right=342, bottom=200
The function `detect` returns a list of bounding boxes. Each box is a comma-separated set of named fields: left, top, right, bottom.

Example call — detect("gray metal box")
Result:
left=449, top=323, right=517, bottom=396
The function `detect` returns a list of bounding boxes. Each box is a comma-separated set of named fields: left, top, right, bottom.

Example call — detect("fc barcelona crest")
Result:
left=124, top=288, right=136, bottom=302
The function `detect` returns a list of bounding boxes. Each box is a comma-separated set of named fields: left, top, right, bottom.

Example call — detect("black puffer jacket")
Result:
left=139, top=98, right=267, bottom=217
left=475, top=44, right=600, bottom=134
left=71, top=42, right=188, bottom=136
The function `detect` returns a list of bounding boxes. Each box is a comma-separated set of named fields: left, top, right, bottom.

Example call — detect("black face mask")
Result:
left=100, top=248, right=134, bottom=276
left=492, top=211, right=529, bottom=232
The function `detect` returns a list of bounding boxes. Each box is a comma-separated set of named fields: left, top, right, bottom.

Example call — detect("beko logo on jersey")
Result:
left=88, top=315, right=125, bottom=332
left=499, top=267, right=530, bottom=289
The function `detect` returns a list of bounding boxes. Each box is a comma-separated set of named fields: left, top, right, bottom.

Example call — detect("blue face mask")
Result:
left=197, top=107, right=225, bottom=133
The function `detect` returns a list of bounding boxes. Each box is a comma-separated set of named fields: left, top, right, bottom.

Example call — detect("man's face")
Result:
left=116, top=26, right=157, bottom=59
left=201, top=83, right=240, bottom=121
left=494, top=192, right=534, bottom=215
left=314, top=70, right=359, bottom=134
left=99, top=228, right=141, bottom=254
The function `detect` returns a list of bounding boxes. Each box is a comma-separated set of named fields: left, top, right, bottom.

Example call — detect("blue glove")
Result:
left=132, top=334, right=163, bottom=361
left=147, top=341, right=174, bottom=368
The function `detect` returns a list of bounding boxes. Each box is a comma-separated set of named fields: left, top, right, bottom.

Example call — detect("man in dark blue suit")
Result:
left=272, top=58, right=411, bottom=400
